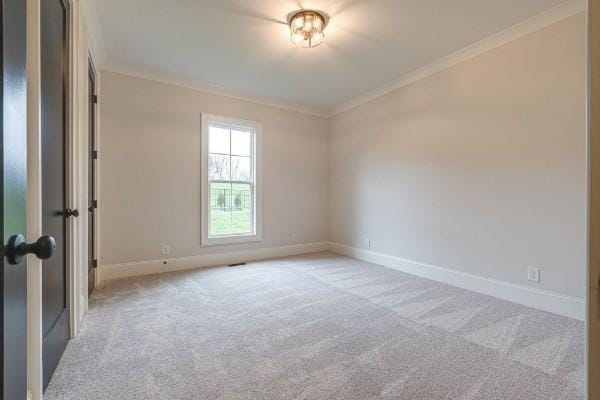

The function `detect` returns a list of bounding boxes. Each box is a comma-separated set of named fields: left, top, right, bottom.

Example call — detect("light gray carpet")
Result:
left=45, top=252, right=584, bottom=400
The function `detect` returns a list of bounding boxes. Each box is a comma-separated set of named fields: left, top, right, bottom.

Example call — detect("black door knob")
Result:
left=5, top=234, right=56, bottom=265
left=62, top=208, right=79, bottom=218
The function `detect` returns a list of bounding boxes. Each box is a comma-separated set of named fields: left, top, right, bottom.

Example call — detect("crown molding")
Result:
left=330, top=0, right=586, bottom=116
left=100, top=64, right=330, bottom=118
left=95, top=0, right=584, bottom=118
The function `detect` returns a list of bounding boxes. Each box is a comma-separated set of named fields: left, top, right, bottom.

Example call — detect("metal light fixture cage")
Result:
left=288, top=10, right=328, bottom=48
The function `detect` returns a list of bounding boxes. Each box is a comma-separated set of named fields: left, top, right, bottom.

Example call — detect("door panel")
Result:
left=41, top=0, right=69, bottom=390
left=1, top=0, right=29, bottom=398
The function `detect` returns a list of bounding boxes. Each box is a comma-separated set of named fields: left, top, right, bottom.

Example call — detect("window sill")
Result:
left=202, top=234, right=262, bottom=247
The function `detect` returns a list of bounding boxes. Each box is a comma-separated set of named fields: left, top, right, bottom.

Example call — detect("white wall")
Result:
left=99, top=71, right=329, bottom=267
left=329, top=13, right=587, bottom=299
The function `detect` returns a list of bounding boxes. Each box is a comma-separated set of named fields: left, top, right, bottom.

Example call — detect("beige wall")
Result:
left=99, top=14, right=586, bottom=300
left=99, top=71, right=329, bottom=265
left=329, top=14, right=587, bottom=298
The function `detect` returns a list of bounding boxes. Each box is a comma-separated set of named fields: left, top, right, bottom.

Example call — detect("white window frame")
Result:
left=201, top=114, right=263, bottom=246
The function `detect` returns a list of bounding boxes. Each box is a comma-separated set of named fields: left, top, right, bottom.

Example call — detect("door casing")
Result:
left=26, top=0, right=93, bottom=396
left=26, top=0, right=44, bottom=398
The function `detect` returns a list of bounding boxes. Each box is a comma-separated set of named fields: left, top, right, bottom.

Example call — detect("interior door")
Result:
left=88, top=61, right=97, bottom=296
left=1, top=0, right=29, bottom=398
left=41, top=0, right=71, bottom=390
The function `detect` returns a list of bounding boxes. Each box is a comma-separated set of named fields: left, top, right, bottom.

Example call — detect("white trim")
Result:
left=101, top=65, right=330, bottom=118
left=66, top=0, right=78, bottom=341
left=328, top=242, right=586, bottom=321
left=68, top=0, right=92, bottom=340
left=98, top=242, right=329, bottom=281
left=201, top=114, right=263, bottom=246
left=75, top=2, right=91, bottom=328
left=98, top=241, right=586, bottom=320
left=65, top=0, right=91, bottom=340
left=26, top=0, right=43, bottom=398
left=332, top=0, right=586, bottom=115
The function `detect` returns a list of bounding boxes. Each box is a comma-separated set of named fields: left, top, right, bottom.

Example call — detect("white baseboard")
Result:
left=99, top=241, right=585, bottom=321
left=98, top=242, right=329, bottom=282
left=328, top=242, right=585, bottom=321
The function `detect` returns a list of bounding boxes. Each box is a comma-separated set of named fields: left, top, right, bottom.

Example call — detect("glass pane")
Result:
left=209, top=125, right=230, bottom=154
left=231, top=183, right=253, bottom=233
left=231, top=129, right=252, bottom=156
left=208, top=154, right=230, bottom=181
left=210, top=182, right=232, bottom=235
left=231, top=156, right=251, bottom=182
left=209, top=182, right=253, bottom=236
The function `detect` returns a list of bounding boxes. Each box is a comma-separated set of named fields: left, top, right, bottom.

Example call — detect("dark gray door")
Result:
left=1, top=0, right=29, bottom=398
left=88, top=61, right=96, bottom=296
left=41, top=0, right=70, bottom=390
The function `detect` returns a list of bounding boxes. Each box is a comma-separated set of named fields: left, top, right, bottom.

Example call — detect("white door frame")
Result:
left=26, top=0, right=89, bottom=398
left=26, top=0, right=43, bottom=398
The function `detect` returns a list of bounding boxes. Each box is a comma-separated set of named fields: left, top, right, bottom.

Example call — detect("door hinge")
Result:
left=92, top=150, right=98, bottom=159
left=92, top=200, right=98, bottom=209
left=91, top=259, right=98, bottom=269
left=92, top=94, right=98, bottom=104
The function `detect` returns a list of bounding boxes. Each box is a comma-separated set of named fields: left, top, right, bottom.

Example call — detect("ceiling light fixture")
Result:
left=288, top=10, right=328, bottom=48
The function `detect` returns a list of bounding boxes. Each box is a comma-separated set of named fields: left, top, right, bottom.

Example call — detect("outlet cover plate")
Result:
left=527, top=267, right=540, bottom=283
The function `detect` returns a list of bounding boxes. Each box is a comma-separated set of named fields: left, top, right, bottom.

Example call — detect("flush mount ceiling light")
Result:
left=288, top=10, right=328, bottom=48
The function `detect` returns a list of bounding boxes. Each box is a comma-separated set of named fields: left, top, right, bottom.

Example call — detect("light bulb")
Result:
left=294, top=16, right=304, bottom=28
left=292, top=32, right=304, bottom=44
left=311, top=33, right=323, bottom=45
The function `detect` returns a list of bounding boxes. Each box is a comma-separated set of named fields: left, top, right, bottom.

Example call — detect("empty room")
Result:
left=2, top=0, right=600, bottom=399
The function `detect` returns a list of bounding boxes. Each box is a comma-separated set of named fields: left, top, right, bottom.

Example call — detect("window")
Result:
left=201, top=114, right=262, bottom=245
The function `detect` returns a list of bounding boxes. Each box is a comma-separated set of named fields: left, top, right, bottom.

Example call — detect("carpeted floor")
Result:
left=44, top=252, right=585, bottom=400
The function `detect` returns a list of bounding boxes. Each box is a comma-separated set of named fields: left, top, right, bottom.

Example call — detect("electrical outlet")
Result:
left=161, top=244, right=170, bottom=256
left=290, top=233, right=297, bottom=243
left=365, top=238, right=371, bottom=249
left=527, top=267, right=540, bottom=283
